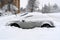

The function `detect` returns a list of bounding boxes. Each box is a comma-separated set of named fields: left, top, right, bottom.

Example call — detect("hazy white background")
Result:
left=20, top=0, right=60, bottom=9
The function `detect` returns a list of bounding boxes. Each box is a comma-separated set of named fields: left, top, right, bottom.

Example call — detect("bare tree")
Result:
left=42, top=4, right=51, bottom=13
left=8, top=0, right=13, bottom=11
left=26, top=0, right=39, bottom=12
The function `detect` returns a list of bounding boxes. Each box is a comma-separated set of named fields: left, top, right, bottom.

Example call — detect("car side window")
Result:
left=25, top=15, right=33, bottom=18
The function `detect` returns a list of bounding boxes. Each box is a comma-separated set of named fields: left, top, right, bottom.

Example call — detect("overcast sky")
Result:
left=20, top=0, right=60, bottom=9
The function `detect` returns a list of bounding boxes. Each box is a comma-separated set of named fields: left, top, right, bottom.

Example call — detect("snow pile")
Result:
left=0, top=15, right=18, bottom=26
left=0, top=25, right=60, bottom=40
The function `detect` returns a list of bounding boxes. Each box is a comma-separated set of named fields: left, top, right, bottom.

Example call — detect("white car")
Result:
left=7, top=12, right=55, bottom=29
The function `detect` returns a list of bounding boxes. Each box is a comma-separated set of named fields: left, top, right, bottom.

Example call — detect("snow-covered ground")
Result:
left=0, top=13, right=60, bottom=40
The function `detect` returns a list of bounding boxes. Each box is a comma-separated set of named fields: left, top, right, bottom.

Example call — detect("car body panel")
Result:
left=7, top=12, right=55, bottom=28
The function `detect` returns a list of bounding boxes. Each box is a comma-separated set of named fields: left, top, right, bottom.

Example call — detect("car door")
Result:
left=24, top=15, right=40, bottom=27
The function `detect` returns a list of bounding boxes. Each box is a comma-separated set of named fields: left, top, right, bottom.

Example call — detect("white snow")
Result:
left=0, top=0, right=60, bottom=40
left=0, top=13, right=60, bottom=40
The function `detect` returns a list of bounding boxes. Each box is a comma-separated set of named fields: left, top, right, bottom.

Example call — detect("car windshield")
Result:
left=21, top=13, right=28, bottom=16
left=25, top=15, right=33, bottom=18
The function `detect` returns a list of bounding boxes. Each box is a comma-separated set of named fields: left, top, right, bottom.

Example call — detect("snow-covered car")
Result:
left=7, top=12, right=55, bottom=29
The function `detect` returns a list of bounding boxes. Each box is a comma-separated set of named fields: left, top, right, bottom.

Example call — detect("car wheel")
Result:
left=10, top=23, right=20, bottom=28
left=41, top=24, right=52, bottom=28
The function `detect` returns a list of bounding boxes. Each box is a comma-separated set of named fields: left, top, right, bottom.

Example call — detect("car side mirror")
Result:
left=22, top=20, right=25, bottom=22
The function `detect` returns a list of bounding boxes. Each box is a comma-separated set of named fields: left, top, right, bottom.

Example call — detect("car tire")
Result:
left=10, top=23, right=20, bottom=28
left=41, top=24, right=52, bottom=28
